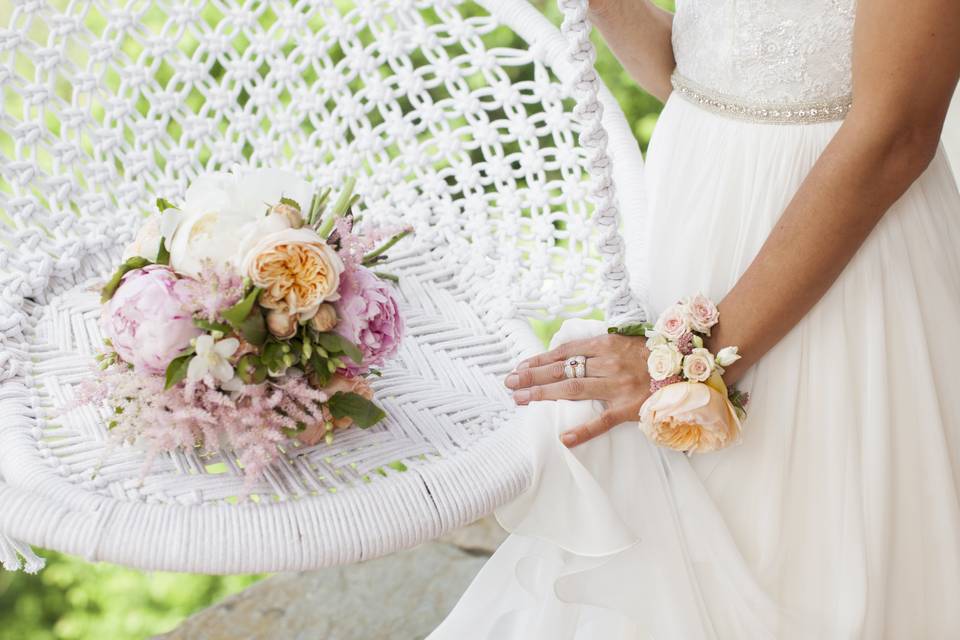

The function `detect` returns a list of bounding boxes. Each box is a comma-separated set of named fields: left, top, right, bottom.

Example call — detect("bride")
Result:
left=429, top=0, right=960, bottom=638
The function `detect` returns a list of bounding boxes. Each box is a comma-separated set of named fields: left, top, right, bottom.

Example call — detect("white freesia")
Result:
left=647, top=343, right=683, bottom=381
left=187, top=335, right=240, bottom=385
left=167, top=168, right=313, bottom=276
left=682, top=347, right=715, bottom=382
left=716, top=345, right=742, bottom=367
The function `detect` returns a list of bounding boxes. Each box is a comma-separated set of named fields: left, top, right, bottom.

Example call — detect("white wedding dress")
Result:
left=429, top=0, right=960, bottom=638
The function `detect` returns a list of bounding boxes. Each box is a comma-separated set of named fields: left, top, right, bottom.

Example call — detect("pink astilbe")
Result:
left=82, top=362, right=330, bottom=484
left=676, top=332, right=695, bottom=356
left=650, top=374, right=684, bottom=393
left=176, top=261, right=245, bottom=323
left=333, top=218, right=410, bottom=268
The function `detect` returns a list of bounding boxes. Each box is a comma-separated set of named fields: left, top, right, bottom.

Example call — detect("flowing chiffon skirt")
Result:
left=428, top=94, right=960, bottom=639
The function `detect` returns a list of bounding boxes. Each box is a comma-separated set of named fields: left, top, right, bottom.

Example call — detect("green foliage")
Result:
left=0, top=551, right=264, bottom=640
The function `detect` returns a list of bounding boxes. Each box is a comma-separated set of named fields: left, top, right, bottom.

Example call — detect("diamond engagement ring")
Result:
left=563, top=355, right=587, bottom=379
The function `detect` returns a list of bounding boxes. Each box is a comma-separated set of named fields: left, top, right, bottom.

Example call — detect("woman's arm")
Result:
left=704, top=0, right=960, bottom=385
left=508, top=0, right=960, bottom=447
left=588, top=0, right=675, bottom=101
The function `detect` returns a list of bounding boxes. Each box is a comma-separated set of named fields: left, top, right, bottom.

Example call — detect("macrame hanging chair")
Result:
left=0, top=0, right=647, bottom=573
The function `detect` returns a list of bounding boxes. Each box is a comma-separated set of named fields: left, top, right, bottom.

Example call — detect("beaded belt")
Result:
left=670, top=71, right=852, bottom=125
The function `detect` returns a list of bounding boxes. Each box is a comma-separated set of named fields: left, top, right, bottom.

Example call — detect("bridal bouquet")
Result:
left=611, top=294, right=750, bottom=454
left=82, top=168, right=410, bottom=482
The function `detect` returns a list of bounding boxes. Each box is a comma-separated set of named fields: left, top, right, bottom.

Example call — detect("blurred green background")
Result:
left=0, top=1, right=669, bottom=638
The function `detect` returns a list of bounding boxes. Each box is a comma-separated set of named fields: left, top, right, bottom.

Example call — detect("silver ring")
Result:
left=563, top=355, right=587, bottom=379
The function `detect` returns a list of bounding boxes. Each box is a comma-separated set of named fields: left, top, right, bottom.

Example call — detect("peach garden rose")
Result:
left=241, top=227, right=345, bottom=319
left=638, top=379, right=742, bottom=454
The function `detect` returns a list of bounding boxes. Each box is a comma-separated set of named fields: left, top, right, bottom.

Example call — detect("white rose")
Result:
left=167, top=168, right=313, bottom=276
left=716, top=346, right=741, bottom=367
left=654, top=303, right=691, bottom=342
left=647, top=343, right=683, bottom=381
left=123, top=214, right=163, bottom=262
left=682, top=347, right=715, bottom=382
left=123, top=209, right=185, bottom=262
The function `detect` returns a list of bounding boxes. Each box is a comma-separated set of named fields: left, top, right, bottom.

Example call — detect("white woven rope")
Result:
left=558, top=0, right=648, bottom=325
left=0, top=0, right=645, bottom=572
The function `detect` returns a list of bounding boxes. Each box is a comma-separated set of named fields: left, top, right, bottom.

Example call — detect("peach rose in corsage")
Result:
left=241, top=227, right=345, bottom=321
left=638, top=373, right=742, bottom=455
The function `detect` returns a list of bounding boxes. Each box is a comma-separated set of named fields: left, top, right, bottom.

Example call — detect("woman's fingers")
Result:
left=515, top=336, right=604, bottom=371
left=505, top=357, right=616, bottom=390
left=511, top=377, right=609, bottom=405
left=560, top=404, right=638, bottom=448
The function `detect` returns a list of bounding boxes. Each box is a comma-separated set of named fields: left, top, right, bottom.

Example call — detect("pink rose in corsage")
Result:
left=609, top=292, right=750, bottom=455
left=100, top=265, right=201, bottom=375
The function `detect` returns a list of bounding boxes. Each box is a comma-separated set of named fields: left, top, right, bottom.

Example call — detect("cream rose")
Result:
left=241, top=227, right=344, bottom=317
left=686, top=293, right=720, bottom=335
left=682, top=347, right=715, bottom=382
left=654, top=303, right=691, bottom=341
left=638, top=381, right=742, bottom=454
left=123, top=209, right=183, bottom=262
left=647, top=343, right=683, bottom=381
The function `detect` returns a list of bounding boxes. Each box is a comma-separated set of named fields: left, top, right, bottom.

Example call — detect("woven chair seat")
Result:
left=0, top=0, right=646, bottom=573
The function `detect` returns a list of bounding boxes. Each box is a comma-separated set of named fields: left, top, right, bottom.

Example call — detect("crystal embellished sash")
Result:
left=671, top=71, right=852, bottom=125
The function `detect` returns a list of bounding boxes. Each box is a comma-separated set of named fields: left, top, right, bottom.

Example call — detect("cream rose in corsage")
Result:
left=609, top=292, right=750, bottom=455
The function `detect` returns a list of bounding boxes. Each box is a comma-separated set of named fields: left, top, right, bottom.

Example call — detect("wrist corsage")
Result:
left=609, top=293, right=750, bottom=455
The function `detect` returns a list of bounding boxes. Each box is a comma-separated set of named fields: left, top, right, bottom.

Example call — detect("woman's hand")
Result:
left=505, top=334, right=651, bottom=448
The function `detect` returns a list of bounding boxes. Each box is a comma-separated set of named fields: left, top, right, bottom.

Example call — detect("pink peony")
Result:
left=333, top=266, right=403, bottom=375
left=101, top=265, right=201, bottom=375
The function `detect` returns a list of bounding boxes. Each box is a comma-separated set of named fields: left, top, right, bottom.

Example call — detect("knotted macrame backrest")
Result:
left=0, top=0, right=646, bottom=338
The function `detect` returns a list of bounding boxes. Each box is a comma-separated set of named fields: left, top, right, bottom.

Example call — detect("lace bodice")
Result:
left=672, top=0, right=856, bottom=106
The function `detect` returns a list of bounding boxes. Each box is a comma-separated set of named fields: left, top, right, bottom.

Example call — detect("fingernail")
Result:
left=517, top=361, right=530, bottom=370
left=505, top=373, right=519, bottom=388
left=513, top=389, right=529, bottom=404
left=560, top=432, right=577, bottom=447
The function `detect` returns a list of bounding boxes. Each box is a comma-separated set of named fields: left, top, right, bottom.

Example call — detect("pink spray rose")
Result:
left=101, top=265, right=201, bottom=375
left=333, top=266, right=403, bottom=375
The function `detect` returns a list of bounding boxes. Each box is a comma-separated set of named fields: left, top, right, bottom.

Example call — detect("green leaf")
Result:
left=608, top=322, right=654, bottom=337
left=222, top=287, right=261, bottom=326
left=155, top=237, right=170, bottom=265
left=238, top=310, right=267, bottom=347
left=193, top=318, right=232, bottom=334
left=386, top=460, right=407, bottom=472
left=309, top=352, right=333, bottom=387
left=279, top=196, right=301, bottom=211
left=156, top=197, right=176, bottom=212
left=100, top=256, right=152, bottom=302
left=164, top=353, right=193, bottom=390
left=327, top=392, right=386, bottom=428
left=315, top=332, right=363, bottom=364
